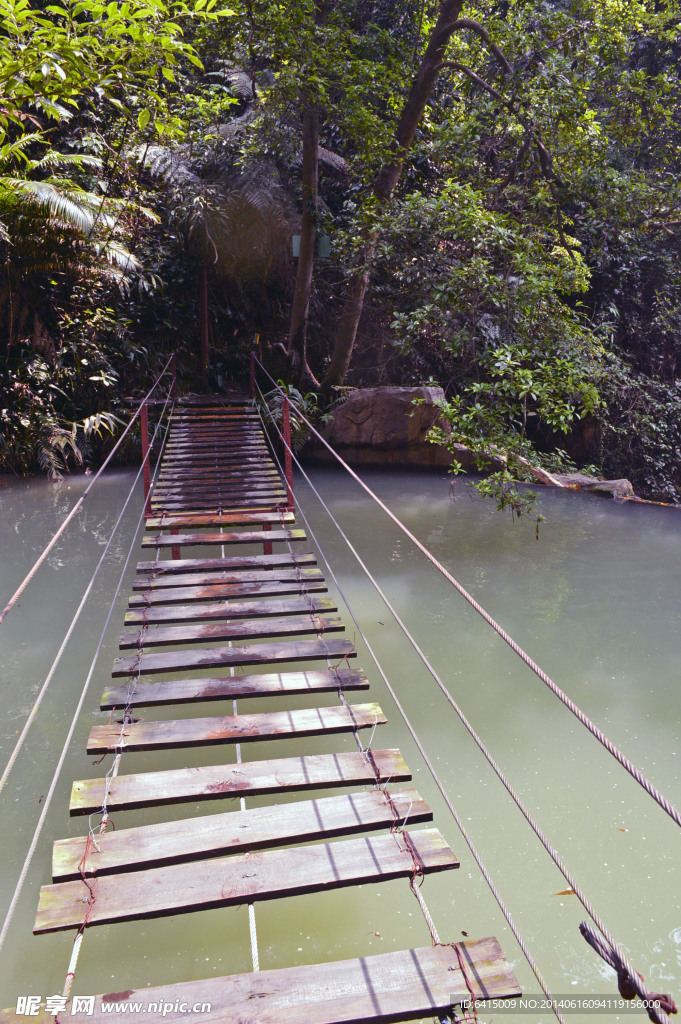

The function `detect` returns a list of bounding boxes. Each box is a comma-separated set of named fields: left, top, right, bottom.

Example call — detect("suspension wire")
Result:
left=0, top=355, right=174, bottom=626
left=254, top=360, right=681, bottom=835
left=253, top=383, right=566, bottom=1024
left=0, top=384, right=174, bottom=796
left=220, top=521, right=260, bottom=975
left=260, top=394, right=673, bottom=1024
left=0, top=393, right=174, bottom=961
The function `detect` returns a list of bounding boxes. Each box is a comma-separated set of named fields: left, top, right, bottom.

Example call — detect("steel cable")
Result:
left=254, top=360, right=681, bottom=833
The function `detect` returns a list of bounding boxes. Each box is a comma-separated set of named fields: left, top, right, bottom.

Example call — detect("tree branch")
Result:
left=447, top=18, right=514, bottom=74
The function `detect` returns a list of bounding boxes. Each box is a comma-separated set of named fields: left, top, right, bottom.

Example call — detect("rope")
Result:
left=0, top=385, right=174, bottom=795
left=0, top=354, right=174, bottom=625
left=0, top=397, right=174, bottom=960
left=253, top=387, right=566, bottom=1024
left=254, top=359, right=681, bottom=832
left=580, top=922, right=677, bottom=1024
left=268, top=416, right=675, bottom=1024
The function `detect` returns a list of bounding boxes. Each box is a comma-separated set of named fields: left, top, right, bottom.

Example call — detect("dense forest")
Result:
left=1, top=0, right=680, bottom=501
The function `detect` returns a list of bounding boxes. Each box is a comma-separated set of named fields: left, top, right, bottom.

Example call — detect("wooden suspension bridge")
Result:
left=1, top=395, right=522, bottom=1024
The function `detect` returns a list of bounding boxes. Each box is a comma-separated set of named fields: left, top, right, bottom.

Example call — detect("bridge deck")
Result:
left=10, top=397, right=520, bottom=1022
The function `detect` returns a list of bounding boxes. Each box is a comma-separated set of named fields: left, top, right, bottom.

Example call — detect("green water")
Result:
left=0, top=465, right=679, bottom=1023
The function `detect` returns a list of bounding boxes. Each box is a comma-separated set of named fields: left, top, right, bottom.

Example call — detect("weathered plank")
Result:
left=124, top=594, right=336, bottom=625
left=111, top=637, right=355, bottom=677
left=136, top=552, right=316, bottom=575
left=53, top=787, right=430, bottom=880
left=132, top=567, right=325, bottom=591
left=34, top=828, right=457, bottom=932
left=0, top=941, right=520, bottom=1024
left=101, top=667, right=366, bottom=709
left=144, top=511, right=296, bottom=529
left=155, top=471, right=280, bottom=485
left=128, top=577, right=327, bottom=605
left=151, top=486, right=287, bottom=501
left=150, top=498, right=286, bottom=511
left=141, top=529, right=305, bottom=548
left=87, top=702, right=384, bottom=753
left=69, top=749, right=411, bottom=815
left=118, top=613, right=345, bottom=650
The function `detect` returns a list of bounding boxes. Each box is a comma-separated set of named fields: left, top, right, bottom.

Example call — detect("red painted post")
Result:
left=283, top=396, right=294, bottom=511
left=171, top=528, right=181, bottom=560
left=262, top=523, right=272, bottom=555
left=141, top=400, right=151, bottom=516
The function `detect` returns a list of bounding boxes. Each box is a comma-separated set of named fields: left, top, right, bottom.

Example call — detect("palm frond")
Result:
left=35, top=151, right=103, bottom=172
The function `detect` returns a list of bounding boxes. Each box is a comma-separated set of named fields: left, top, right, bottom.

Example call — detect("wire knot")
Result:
left=580, top=922, right=677, bottom=1023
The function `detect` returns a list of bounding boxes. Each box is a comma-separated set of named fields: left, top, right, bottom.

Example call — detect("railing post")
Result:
left=283, top=396, right=294, bottom=511
left=141, top=400, right=151, bottom=516
left=171, top=528, right=181, bottom=560
left=262, top=523, right=272, bottom=555
left=249, top=349, right=255, bottom=400
left=170, top=353, right=177, bottom=399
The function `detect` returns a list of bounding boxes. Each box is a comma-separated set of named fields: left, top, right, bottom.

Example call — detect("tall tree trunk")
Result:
left=287, top=94, right=319, bottom=387
left=286, top=0, right=326, bottom=388
left=322, top=0, right=465, bottom=391
left=199, top=265, right=209, bottom=390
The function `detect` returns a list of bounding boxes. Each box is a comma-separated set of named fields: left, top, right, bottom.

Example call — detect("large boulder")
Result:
left=312, top=386, right=452, bottom=467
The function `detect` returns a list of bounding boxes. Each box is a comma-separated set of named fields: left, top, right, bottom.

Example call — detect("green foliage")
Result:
left=257, top=382, right=319, bottom=452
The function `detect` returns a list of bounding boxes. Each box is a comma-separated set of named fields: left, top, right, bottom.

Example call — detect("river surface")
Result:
left=0, top=465, right=679, bottom=1023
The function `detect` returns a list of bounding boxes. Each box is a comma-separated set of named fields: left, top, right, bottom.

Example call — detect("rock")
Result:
left=311, top=386, right=452, bottom=467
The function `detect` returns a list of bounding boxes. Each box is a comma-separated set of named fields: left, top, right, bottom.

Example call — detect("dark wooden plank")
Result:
left=101, top=667, right=367, bottom=709
left=141, top=529, right=305, bottom=548
left=150, top=498, right=286, bottom=511
left=53, top=787, right=430, bottom=880
left=145, top=512, right=296, bottom=529
left=137, top=553, right=315, bottom=576
left=69, top=749, right=411, bottom=815
left=152, top=484, right=286, bottom=499
left=0, top=941, right=520, bottom=1024
left=87, top=702, right=384, bottom=753
left=155, top=471, right=280, bottom=484
left=111, top=637, right=355, bottom=677
left=34, top=828, right=457, bottom=932
left=129, top=577, right=327, bottom=604
left=118, top=614, right=345, bottom=650
left=149, top=498, right=287, bottom=511
left=132, top=567, right=325, bottom=591
left=124, top=595, right=336, bottom=625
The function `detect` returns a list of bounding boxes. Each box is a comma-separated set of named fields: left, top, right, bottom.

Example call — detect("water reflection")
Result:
left=0, top=466, right=678, bottom=1023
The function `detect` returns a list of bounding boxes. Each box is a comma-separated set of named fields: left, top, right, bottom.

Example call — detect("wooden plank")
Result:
left=155, top=471, right=280, bottom=484
left=101, top=667, right=366, bottom=709
left=132, top=568, right=325, bottom=591
left=124, top=595, right=337, bottom=625
left=144, top=512, right=296, bottom=529
left=69, top=749, right=411, bottom=815
left=53, top=787, right=430, bottom=880
left=149, top=498, right=287, bottom=511
left=34, top=828, right=457, bottom=932
left=136, top=552, right=316, bottom=575
left=150, top=498, right=286, bottom=511
left=141, top=529, right=305, bottom=548
left=152, top=484, right=286, bottom=499
left=128, top=577, right=327, bottom=604
left=0, top=941, right=520, bottom=1024
left=87, top=702, right=384, bottom=753
left=111, top=637, right=355, bottom=677
left=118, top=614, right=345, bottom=650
